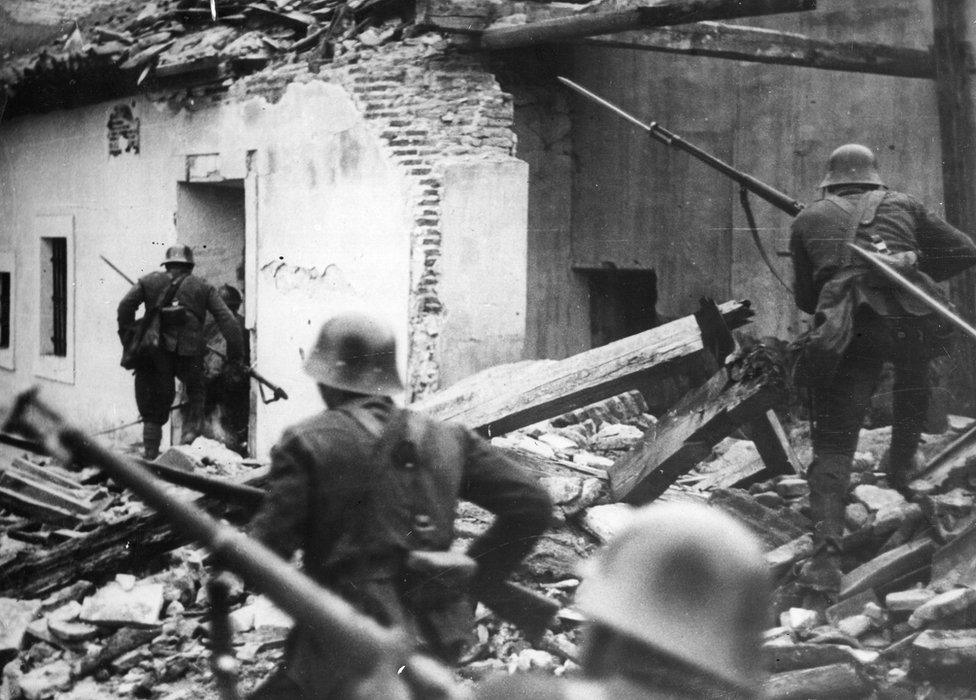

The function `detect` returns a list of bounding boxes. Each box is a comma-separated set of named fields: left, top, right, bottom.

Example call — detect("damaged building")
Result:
left=0, top=0, right=966, bottom=456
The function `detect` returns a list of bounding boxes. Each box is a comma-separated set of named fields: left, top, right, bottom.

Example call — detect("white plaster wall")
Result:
left=0, top=80, right=413, bottom=456
left=438, top=158, right=529, bottom=388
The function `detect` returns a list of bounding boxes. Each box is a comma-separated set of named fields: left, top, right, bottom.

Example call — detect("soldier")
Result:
left=203, top=284, right=250, bottom=453
left=790, top=144, right=976, bottom=593
left=117, top=246, right=245, bottom=459
left=244, top=311, right=553, bottom=699
left=476, top=502, right=770, bottom=700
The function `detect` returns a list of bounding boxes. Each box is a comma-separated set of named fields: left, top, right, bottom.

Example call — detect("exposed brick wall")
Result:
left=228, top=37, right=519, bottom=400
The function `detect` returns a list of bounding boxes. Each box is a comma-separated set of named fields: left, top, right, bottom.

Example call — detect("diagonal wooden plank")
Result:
left=412, top=299, right=753, bottom=436
left=608, top=367, right=782, bottom=504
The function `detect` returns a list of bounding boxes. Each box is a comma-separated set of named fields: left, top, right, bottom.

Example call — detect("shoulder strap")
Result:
left=841, top=190, right=888, bottom=265
left=150, top=273, right=188, bottom=312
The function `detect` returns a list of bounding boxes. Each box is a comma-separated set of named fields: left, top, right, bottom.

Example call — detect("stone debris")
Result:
left=79, top=578, right=165, bottom=627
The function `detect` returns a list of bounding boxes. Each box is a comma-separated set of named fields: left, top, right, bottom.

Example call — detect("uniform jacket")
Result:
left=789, top=188, right=976, bottom=382
left=247, top=395, right=552, bottom=693
left=117, top=270, right=244, bottom=361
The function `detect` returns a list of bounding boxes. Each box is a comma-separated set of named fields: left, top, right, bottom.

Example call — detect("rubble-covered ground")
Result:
left=4, top=390, right=976, bottom=698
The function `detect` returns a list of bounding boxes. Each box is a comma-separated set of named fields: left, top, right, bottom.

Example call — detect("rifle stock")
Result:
left=478, top=581, right=560, bottom=641
left=557, top=77, right=805, bottom=217
left=4, top=388, right=464, bottom=700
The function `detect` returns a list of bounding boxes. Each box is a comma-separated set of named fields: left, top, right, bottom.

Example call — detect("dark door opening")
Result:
left=583, top=268, right=662, bottom=348
left=174, top=181, right=250, bottom=455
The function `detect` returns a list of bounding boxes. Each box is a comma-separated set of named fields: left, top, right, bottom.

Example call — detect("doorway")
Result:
left=173, top=180, right=251, bottom=455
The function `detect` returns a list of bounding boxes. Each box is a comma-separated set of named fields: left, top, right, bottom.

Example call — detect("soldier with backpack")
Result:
left=243, top=311, right=553, bottom=699
left=117, top=245, right=245, bottom=459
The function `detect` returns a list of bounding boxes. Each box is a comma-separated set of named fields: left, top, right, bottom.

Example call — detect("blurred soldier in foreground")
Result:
left=476, top=502, right=770, bottom=699
left=790, top=145, right=976, bottom=595
left=244, top=311, right=552, bottom=698
left=117, top=246, right=245, bottom=459
left=203, top=284, right=251, bottom=454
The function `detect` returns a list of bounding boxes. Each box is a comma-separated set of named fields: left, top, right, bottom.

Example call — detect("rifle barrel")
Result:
left=100, top=255, right=136, bottom=286
left=557, top=76, right=805, bottom=217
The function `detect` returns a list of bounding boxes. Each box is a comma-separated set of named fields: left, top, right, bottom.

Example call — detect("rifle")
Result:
left=101, top=255, right=289, bottom=404
left=4, top=388, right=464, bottom=700
left=2, top=398, right=559, bottom=639
left=557, top=77, right=802, bottom=292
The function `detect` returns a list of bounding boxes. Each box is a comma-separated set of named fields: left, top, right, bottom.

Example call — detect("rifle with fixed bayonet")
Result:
left=557, top=76, right=802, bottom=292
left=4, top=387, right=464, bottom=700
left=101, top=255, right=288, bottom=404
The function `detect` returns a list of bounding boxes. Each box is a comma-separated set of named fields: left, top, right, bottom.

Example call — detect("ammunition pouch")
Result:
left=160, top=304, right=190, bottom=327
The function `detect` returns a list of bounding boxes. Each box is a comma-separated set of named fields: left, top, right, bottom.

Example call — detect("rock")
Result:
left=764, top=627, right=791, bottom=643
left=948, top=415, right=976, bottom=431
left=154, top=447, right=201, bottom=473
left=756, top=492, right=785, bottom=509
left=17, top=660, right=71, bottom=700
left=765, top=534, right=815, bottom=579
left=872, top=502, right=922, bottom=536
left=760, top=642, right=860, bottom=673
left=840, top=538, right=936, bottom=600
left=852, top=484, right=906, bottom=512
left=780, top=607, right=819, bottom=634
left=776, top=478, right=809, bottom=498
left=39, top=581, right=95, bottom=613
left=837, top=614, right=872, bottom=638
left=505, top=435, right=556, bottom=459
left=589, top=423, right=644, bottom=451
left=536, top=433, right=579, bottom=453
left=250, top=596, right=293, bottom=632
left=908, top=587, right=976, bottom=629
left=852, top=452, right=877, bottom=472
left=573, top=478, right=605, bottom=512
left=79, top=581, right=165, bottom=627
left=911, top=629, right=976, bottom=681
left=579, top=503, right=635, bottom=544
left=572, top=451, right=613, bottom=469
left=47, top=617, right=100, bottom=643
left=863, top=602, right=887, bottom=625
left=845, top=503, right=872, bottom=531
left=457, top=658, right=506, bottom=681
left=0, top=598, right=42, bottom=665
left=886, top=588, right=936, bottom=613
left=539, top=476, right=583, bottom=506
left=762, top=662, right=873, bottom=699
left=229, top=606, right=254, bottom=633
left=826, top=590, right=878, bottom=627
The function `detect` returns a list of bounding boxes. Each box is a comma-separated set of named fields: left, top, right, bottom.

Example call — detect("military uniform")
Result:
left=247, top=394, right=552, bottom=698
left=203, top=303, right=250, bottom=452
left=117, top=267, right=244, bottom=456
left=791, top=182, right=976, bottom=540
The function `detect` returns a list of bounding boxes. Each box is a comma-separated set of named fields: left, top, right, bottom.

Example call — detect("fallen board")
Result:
left=608, top=367, right=782, bottom=504
left=0, top=467, right=269, bottom=598
left=412, top=300, right=753, bottom=437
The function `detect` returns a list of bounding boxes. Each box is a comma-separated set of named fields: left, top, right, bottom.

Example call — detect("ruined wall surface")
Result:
left=0, top=81, right=414, bottom=455
left=558, top=0, right=941, bottom=343
left=0, top=38, right=526, bottom=455
left=231, top=37, right=526, bottom=399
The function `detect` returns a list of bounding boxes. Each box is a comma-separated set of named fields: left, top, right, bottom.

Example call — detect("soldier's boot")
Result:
left=880, top=445, right=924, bottom=501
left=799, top=456, right=847, bottom=599
left=143, top=422, right=162, bottom=461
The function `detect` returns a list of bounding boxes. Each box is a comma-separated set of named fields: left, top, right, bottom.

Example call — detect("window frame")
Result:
left=0, top=250, right=14, bottom=371
left=34, top=215, right=75, bottom=384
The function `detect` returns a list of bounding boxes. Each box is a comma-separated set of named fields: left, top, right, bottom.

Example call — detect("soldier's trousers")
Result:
left=809, top=311, right=932, bottom=540
left=134, top=351, right=205, bottom=444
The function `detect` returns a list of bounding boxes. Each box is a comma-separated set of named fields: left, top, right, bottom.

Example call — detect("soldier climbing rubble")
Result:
left=238, top=310, right=553, bottom=698
left=790, top=144, right=976, bottom=598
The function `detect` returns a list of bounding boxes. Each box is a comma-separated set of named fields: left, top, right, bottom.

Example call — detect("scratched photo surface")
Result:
left=2, top=0, right=976, bottom=698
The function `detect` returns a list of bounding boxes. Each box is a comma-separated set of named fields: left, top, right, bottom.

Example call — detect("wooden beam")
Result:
left=412, top=299, right=753, bottom=437
left=581, top=21, right=934, bottom=79
left=608, top=367, right=783, bottom=505
left=478, top=0, right=816, bottom=51
left=932, top=0, right=976, bottom=412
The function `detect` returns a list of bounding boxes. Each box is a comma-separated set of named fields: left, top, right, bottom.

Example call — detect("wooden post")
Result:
left=932, top=0, right=976, bottom=412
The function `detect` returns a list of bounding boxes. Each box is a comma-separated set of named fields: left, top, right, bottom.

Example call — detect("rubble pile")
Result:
left=0, top=0, right=421, bottom=112
left=3, top=380, right=976, bottom=697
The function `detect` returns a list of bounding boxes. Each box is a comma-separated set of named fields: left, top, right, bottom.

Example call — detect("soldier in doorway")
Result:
left=243, top=311, right=553, bottom=699
left=476, top=502, right=770, bottom=700
left=790, top=144, right=976, bottom=594
left=203, top=284, right=250, bottom=454
left=117, top=245, right=245, bottom=459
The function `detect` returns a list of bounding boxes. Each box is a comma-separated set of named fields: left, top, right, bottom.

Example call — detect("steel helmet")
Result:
left=161, top=245, right=195, bottom=266
left=819, top=143, right=885, bottom=188
left=575, top=502, right=769, bottom=694
left=304, top=312, right=404, bottom=395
